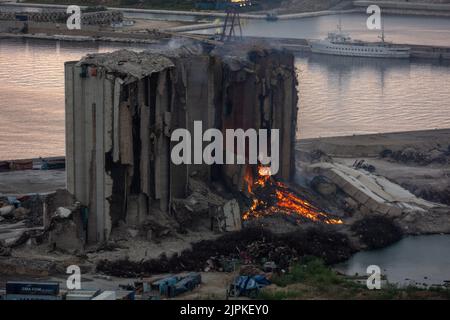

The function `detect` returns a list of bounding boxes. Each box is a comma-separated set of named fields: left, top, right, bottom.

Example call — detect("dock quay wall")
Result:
left=0, top=10, right=123, bottom=25
left=243, top=36, right=450, bottom=60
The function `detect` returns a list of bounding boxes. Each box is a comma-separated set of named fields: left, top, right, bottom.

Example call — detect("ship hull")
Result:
left=309, top=40, right=411, bottom=59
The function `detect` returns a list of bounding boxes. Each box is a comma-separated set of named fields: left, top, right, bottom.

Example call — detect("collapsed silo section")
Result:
left=64, top=45, right=299, bottom=245
left=211, top=47, right=298, bottom=192
left=65, top=50, right=177, bottom=243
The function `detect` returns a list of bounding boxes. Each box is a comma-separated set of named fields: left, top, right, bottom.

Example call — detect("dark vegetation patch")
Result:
left=96, top=226, right=355, bottom=277
left=411, top=186, right=450, bottom=206
left=259, top=258, right=450, bottom=300
left=270, top=257, right=343, bottom=288
left=380, top=147, right=450, bottom=165
left=351, top=216, right=402, bottom=250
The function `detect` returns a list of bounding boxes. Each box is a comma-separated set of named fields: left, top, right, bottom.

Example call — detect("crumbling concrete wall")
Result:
left=213, top=46, right=298, bottom=190
left=65, top=43, right=298, bottom=244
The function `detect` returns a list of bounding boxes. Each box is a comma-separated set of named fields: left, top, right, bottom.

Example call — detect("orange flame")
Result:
left=244, top=166, right=254, bottom=194
left=242, top=166, right=343, bottom=225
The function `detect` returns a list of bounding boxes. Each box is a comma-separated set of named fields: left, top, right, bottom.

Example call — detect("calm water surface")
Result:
left=1, top=13, right=450, bottom=158
left=296, top=54, right=450, bottom=139
left=0, top=39, right=148, bottom=159
left=196, top=13, right=450, bottom=46
left=335, top=235, right=450, bottom=286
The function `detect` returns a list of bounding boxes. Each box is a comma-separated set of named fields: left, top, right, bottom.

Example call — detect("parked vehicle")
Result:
left=41, top=157, right=65, bottom=170
left=168, top=273, right=202, bottom=298
left=151, top=275, right=181, bottom=296
left=266, top=13, right=278, bottom=21
left=227, top=275, right=270, bottom=298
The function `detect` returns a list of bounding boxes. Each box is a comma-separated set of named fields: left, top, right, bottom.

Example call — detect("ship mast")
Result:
left=379, top=17, right=385, bottom=43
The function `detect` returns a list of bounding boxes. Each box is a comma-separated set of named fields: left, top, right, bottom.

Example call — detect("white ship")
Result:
left=309, top=21, right=411, bottom=59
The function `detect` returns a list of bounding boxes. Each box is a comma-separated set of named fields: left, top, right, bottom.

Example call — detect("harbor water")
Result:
left=1, top=14, right=450, bottom=159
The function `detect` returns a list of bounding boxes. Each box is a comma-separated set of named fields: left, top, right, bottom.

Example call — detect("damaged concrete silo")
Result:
left=64, top=43, right=298, bottom=244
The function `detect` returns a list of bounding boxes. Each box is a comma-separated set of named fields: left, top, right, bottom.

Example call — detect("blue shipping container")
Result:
left=6, top=281, right=60, bottom=296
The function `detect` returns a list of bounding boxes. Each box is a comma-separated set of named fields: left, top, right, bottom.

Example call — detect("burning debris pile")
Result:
left=243, top=166, right=343, bottom=225
left=96, top=227, right=355, bottom=277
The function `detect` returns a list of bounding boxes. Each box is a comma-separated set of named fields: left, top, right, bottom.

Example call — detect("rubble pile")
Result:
left=305, top=159, right=450, bottom=234
left=47, top=204, right=85, bottom=254
left=381, top=146, right=450, bottom=165
left=0, top=195, right=43, bottom=227
left=0, top=195, right=47, bottom=249
left=412, top=186, right=450, bottom=206
left=96, top=226, right=355, bottom=277
left=171, top=178, right=241, bottom=233
left=351, top=216, right=403, bottom=250
left=0, top=189, right=86, bottom=253
left=378, top=146, right=450, bottom=206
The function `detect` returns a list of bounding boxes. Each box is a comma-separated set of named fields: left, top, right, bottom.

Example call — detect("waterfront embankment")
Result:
left=4, top=1, right=450, bottom=20
left=2, top=29, right=449, bottom=60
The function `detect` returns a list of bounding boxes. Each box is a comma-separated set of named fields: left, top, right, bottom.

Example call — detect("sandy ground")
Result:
left=0, top=169, right=65, bottom=195
left=296, top=129, right=450, bottom=205
left=0, top=17, right=197, bottom=43
left=297, top=129, right=450, bottom=158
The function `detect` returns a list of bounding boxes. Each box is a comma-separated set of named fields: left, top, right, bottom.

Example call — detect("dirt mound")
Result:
left=411, top=185, right=450, bottom=206
left=351, top=216, right=402, bottom=249
left=96, top=227, right=355, bottom=277
left=381, top=146, right=450, bottom=165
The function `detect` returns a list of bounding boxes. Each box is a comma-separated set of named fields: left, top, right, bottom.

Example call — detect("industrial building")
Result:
left=64, top=43, right=298, bottom=244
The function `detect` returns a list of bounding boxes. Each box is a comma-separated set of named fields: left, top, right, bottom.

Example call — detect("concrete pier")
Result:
left=237, top=36, right=450, bottom=60
left=354, top=1, right=450, bottom=14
